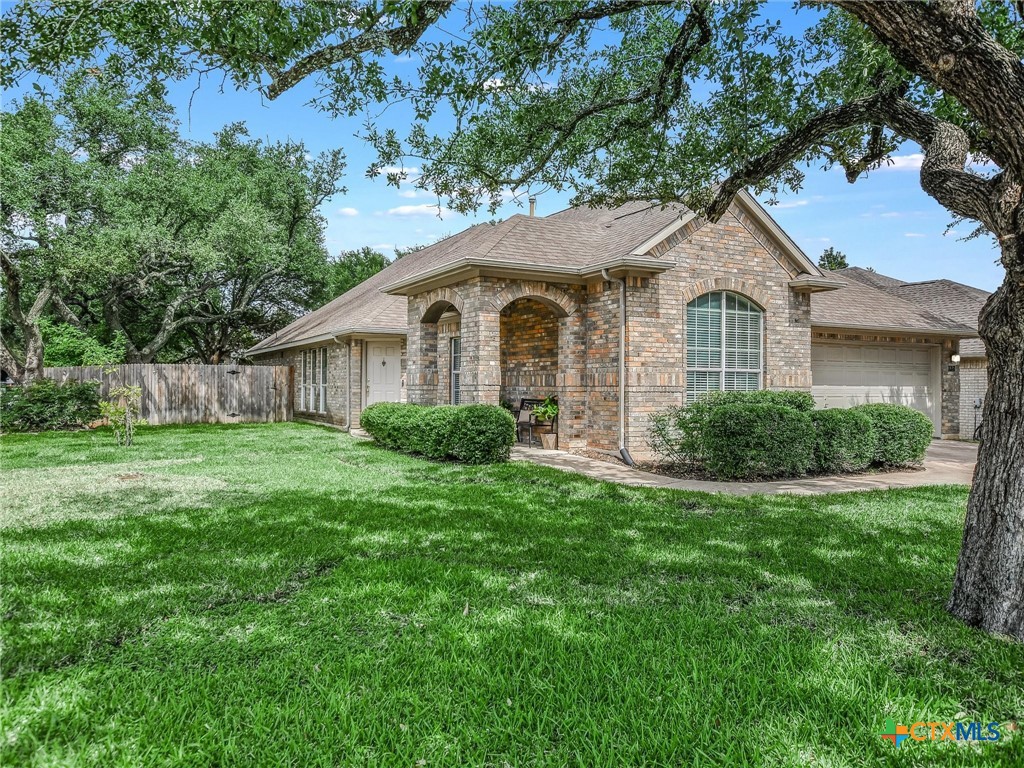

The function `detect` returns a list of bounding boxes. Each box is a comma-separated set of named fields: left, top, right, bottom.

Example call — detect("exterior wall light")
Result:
left=951, top=354, right=961, bottom=364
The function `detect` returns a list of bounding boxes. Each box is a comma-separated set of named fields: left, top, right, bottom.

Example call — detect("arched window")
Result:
left=686, top=291, right=763, bottom=402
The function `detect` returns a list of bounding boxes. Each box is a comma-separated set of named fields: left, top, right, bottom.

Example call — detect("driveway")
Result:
left=512, top=440, right=978, bottom=496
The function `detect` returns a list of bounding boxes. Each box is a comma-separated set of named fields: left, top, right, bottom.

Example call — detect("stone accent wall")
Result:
left=959, top=358, right=987, bottom=440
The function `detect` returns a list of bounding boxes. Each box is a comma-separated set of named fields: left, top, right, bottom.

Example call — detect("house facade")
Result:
left=249, top=192, right=979, bottom=460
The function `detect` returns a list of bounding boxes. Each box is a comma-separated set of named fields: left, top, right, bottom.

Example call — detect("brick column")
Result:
left=941, top=339, right=961, bottom=439
left=406, top=302, right=438, bottom=405
left=460, top=298, right=501, bottom=405
left=557, top=312, right=587, bottom=449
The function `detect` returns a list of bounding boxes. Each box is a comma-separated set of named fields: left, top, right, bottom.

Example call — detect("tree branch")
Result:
left=266, top=2, right=455, bottom=99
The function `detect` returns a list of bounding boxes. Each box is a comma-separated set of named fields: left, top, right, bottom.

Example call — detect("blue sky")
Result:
left=159, top=62, right=1003, bottom=292
left=4, top=3, right=1005, bottom=292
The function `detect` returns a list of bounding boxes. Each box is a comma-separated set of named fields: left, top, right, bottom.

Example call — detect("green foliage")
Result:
left=817, top=247, right=849, bottom=271
left=40, top=320, right=126, bottom=367
left=326, top=247, right=391, bottom=299
left=853, top=403, right=934, bottom=467
left=98, top=381, right=144, bottom=447
left=531, top=396, right=558, bottom=422
left=0, top=379, right=100, bottom=432
left=810, top=408, right=875, bottom=474
left=1, top=71, right=345, bottom=369
left=648, top=390, right=816, bottom=466
left=704, top=403, right=815, bottom=480
left=361, top=402, right=515, bottom=464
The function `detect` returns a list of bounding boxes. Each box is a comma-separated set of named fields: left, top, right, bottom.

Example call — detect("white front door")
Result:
left=811, top=342, right=941, bottom=436
left=367, top=342, right=402, bottom=404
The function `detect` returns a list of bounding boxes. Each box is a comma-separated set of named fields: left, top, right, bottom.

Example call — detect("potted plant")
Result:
left=532, top=396, right=559, bottom=449
left=532, top=396, right=558, bottom=424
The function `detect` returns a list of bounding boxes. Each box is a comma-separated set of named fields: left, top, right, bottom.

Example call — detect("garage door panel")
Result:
left=811, top=343, right=939, bottom=436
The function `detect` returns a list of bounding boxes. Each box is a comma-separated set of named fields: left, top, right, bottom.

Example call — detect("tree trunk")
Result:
left=947, top=234, right=1024, bottom=640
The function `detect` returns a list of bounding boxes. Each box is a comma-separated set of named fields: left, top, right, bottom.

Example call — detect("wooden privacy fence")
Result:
left=44, top=364, right=292, bottom=425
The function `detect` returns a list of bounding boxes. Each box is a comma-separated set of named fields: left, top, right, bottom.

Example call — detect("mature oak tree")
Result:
left=2, top=73, right=345, bottom=370
left=3, top=0, right=1022, bottom=639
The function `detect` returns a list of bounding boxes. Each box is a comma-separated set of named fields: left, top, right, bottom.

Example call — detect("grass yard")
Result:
left=1, top=422, right=1021, bottom=766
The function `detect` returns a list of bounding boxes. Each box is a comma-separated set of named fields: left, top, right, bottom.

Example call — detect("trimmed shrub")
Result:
left=853, top=403, right=933, bottom=466
left=448, top=405, right=516, bottom=464
left=0, top=379, right=101, bottom=432
left=360, top=402, right=515, bottom=464
left=647, top=390, right=816, bottom=465
left=811, top=408, right=876, bottom=474
left=704, top=403, right=815, bottom=480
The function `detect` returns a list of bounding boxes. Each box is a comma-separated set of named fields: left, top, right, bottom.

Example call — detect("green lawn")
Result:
left=1, top=423, right=1021, bottom=766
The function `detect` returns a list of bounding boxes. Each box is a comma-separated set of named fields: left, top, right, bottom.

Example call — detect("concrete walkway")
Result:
left=511, top=440, right=977, bottom=496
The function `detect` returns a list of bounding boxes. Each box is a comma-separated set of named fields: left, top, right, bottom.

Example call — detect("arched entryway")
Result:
left=499, top=297, right=563, bottom=409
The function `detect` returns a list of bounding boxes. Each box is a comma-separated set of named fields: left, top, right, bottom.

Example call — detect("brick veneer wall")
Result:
left=618, top=209, right=815, bottom=459
left=500, top=298, right=559, bottom=407
left=251, top=336, right=406, bottom=429
left=958, top=358, right=987, bottom=440
left=251, top=341, right=349, bottom=427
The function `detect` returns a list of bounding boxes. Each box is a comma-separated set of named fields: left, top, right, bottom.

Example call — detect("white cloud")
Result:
left=881, top=154, right=925, bottom=171
left=385, top=203, right=450, bottom=218
left=904, top=232, right=927, bottom=238
left=337, top=207, right=359, bottom=217
left=880, top=211, right=903, bottom=218
left=483, top=78, right=505, bottom=90
left=370, top=243, right=394, bottom=250
left=771, top=200, right=809, bottom=209
left=381, top=165, right=421, bottom=176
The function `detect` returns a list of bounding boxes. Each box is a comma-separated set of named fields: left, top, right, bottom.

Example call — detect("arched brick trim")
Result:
left=680, top=277, right=770, bottom=309
left=490, top=281, right=578, bottom=317
left=419, top=287, right=466, bottom=323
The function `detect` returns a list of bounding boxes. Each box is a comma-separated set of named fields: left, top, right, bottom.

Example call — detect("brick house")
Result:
left=248, top=192, right=980, bottom=460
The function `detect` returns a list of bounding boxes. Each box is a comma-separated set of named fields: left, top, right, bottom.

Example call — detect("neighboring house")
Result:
left=832, top=266, right=990, bottom=439
left=248, top=191, right=978, bottom=460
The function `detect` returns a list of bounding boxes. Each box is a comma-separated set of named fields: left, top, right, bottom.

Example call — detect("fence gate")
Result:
left=43, top=364, right=292, bottom=426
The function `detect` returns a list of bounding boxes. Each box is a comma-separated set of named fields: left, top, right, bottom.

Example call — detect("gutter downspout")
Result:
left=602, top=269, right=634, bottom=466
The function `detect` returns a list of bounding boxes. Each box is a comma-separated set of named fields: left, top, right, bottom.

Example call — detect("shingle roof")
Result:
left=835, top=268, right=989, bottom=356
left=248, top=202, right=690, bottom=353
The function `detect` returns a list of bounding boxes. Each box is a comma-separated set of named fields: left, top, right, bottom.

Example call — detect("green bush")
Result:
left=0, top=379, right=101, bottom=432
left=811, top=409, right=876, bottom=474
left=648, top=390, right=816, bottom=465
left=361, top=402, right=515, bottom=464
left=704, top=403, right=815, bottom=480
left=852, top=403, right=933, bottom=466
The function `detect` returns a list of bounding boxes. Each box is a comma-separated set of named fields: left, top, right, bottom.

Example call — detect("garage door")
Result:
left=811, top=343, right=940, bottom=436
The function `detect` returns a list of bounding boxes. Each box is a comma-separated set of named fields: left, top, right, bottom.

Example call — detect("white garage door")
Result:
left=811, top=343, right=940, bottom=436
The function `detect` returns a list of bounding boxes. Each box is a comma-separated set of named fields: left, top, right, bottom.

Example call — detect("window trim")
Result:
left=319, top=346, right=327, bottom=413
left=450, top=336, right=462, bottom=405
left=686, top=291, right=764, bottom=402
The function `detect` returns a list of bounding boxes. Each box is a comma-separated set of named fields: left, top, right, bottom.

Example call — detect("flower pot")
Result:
left=540, top=433, right=558, bottom=450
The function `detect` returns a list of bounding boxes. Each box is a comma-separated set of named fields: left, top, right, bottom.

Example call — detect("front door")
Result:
left=367, top=341, right=402, bottom=405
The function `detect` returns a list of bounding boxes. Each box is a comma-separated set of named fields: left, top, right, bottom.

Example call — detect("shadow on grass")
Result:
left=2, top=435, right=1021, bottom=765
